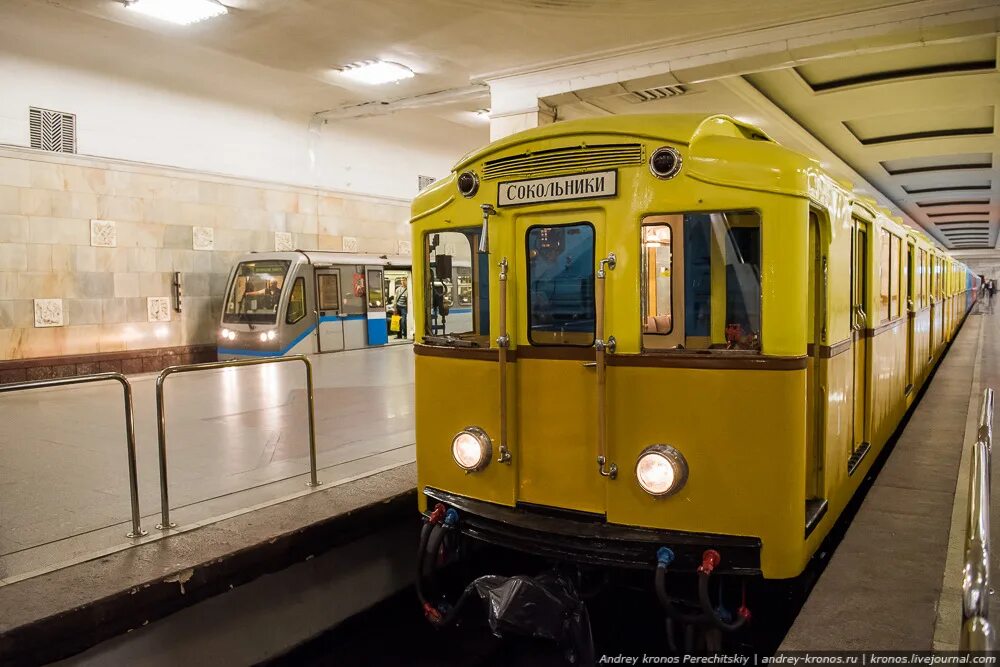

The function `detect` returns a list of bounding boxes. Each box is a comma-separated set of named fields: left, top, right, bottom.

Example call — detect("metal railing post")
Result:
left=0, top=373, right=146, bottom=539
left=154, top=354, right=320, bottom=531
left=961, top=387, right=994, bottom=652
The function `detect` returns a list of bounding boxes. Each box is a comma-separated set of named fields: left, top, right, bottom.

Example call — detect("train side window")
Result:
left=879, top=230, right=891, bottom=322
left=341, top=267, right=366, bottom=315
left=317, top=274, right=340, bottom=312
left=286, top=278, right=306, bottom=324
left=641, top=224, right=673, bottom=336
left=367, top=269, right=383, bottom=308
left=527, top=223, right=596, bottom=346
left=890, top=235, right=900, bottom=319
left=424, top=229, right=481, bottom=340
left=683, top=211, right=761, bottom=350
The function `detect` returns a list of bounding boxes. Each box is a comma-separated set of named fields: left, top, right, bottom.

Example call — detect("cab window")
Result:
left=285, top=277, right=306, bottom=324
left=527, top=223, right=595, bottom=346
left=223, top=260, right=290, bottom=324
left=423, top=228, right=486, bottom=344
left=642, top=211, right=761, bottom=351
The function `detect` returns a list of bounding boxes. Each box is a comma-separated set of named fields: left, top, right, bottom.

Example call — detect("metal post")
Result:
left=154, top=355, right=320, bottom=531
left=961, top=387, right=994, bottom=652
left=0, top=373, right=146, bottom=539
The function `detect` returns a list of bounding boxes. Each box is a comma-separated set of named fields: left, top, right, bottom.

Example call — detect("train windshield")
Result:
left=223, top=260, right=291, bottom=324
left=424, top=229, right=487, bottom=346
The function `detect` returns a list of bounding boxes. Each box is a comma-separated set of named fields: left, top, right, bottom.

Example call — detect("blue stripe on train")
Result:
left=220, top=313, right=372, bottom=357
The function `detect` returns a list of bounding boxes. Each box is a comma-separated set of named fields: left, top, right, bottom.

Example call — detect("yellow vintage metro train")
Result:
left=410, top=114, right=979, bottom=633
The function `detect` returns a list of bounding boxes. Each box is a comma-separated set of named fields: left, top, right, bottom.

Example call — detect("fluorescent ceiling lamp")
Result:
left=124, top=0, right=228, bottom=25
left=337, top=61, right=415, bottom=85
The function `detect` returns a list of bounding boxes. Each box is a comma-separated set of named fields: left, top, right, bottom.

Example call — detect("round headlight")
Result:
left=228, top=330, right=237, bottom=340
left=635, top=445, right=688, bottom=497
left=452, top=426, right=492, bottom=472
left=266, top=330, right=277, bottom=341
left=221, top=328, right=231, bottom=339
left=259, top=332, right=268, bottom=342
left=649, top=147, right=682, bottom=180
left=457, top=171, right=479, bottom=198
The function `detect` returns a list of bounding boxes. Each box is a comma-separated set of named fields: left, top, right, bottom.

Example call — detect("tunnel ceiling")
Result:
left=746, top=37, right=1000, bottom=252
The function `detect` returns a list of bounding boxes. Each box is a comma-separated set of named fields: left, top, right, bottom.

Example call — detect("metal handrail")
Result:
left=961, top=387, right=995, bottom=651
left=0, top=373, right=146, bottom=538
left=154, top=354, right=319, bottom=530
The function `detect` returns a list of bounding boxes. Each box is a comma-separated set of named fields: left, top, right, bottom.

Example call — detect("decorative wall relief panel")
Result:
left=274, top=231, right=294, bottom=252
left=147, top=297, right=171, bottom=322
left=342, top=236, right=359, bottom=253
left=34, top=299, right=64, bottom=328
left=90, top=219, right=117, bottom=247
left=193, top=226, right=215, bottom=251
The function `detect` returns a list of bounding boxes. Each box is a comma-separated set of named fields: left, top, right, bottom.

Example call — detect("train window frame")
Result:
left=285, top=277, right=306, bottom=324
left=422, top=227, right=483, bottom=343
left=639, top=209, right=763, bottom=353
left=640, top=222, right=674, bottom=338
left=525, top=221, right=597, bottom=348
left=890, top=234, right=901, bottom=320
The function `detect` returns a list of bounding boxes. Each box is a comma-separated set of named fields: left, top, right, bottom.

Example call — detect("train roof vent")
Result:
left=623, top=85, right=687, bottom=103
left=482, top=143, right=643, bottom=181
left=29, top=107, right=76, bottom=154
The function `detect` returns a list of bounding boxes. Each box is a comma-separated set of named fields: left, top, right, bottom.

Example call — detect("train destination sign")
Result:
left=497, top=170, right=617, bottom=206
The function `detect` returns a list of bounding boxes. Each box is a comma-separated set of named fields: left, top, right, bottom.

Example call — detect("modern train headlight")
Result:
left=451, top=426, right=492, bottom=472
left=266, top=330, right=277, bottom=341
left=635, top=445, right=688, bottom=497
left=220, top=328, right=236, bottom=341
left=457, top=171, right=479, bottom=198
left=259, top=332, right=268, bottom=342
left=649, top=146, right=682, bottom=180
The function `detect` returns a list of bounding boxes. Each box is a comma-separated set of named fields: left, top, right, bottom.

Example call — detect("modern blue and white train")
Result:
left=217, top=250, right=472, bottom=359
left=218, top=251, right=404, bottom=359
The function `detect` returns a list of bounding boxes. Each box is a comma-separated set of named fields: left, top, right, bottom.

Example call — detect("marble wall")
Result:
left=0, top=146, right=412, bottom=360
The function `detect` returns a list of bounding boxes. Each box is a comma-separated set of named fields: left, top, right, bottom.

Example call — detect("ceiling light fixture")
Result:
left=336, top=60, right=415, bottom=85
left=123, top=0, right=228, bottom=25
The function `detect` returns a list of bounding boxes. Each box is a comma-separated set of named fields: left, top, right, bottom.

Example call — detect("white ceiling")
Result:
left=0, top=0, right=934, bottom=116
left=746, top=36, right=999, bottom=251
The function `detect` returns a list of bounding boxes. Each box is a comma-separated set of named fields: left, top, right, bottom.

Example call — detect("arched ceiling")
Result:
left=746, top=37, right=999, bottom=251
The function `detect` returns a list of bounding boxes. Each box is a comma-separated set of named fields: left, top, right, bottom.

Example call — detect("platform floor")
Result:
left=781, top=309, right=995, bottom=650
left=0, top=344, right=416, bottom=582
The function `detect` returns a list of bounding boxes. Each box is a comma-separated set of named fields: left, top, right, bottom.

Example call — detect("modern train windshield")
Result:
left=223, top=260, right=291, bottom=324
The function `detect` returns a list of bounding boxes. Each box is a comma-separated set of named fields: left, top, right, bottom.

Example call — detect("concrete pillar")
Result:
left=489, top=102, right=555, bottom=141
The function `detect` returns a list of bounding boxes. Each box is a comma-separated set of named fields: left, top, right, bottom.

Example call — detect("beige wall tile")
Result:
left=101, top=297, right=127, bottom=324
left=74, top=273, right=115, bottom=299
left=0, top=158, right=31, bottom=188
left=97, top=323, right=128, bottom=352
left=28, top=163, right=64, bottom=191
left=127, top=247, right=157, bottom=272
left=50, top=191, right=99, bottom=219
left=97, top=195, right=144, bottom=222
left=67, top=298, right=103, bottom=325
left=0, top=186, right=20, bottom=215
left=0, top=244, right=27, bottom=272
left=117, top=221, right=165, bottom=248
left=19, top=189, right=52, bottom=216
left=28, top=217, right=89, bottom=245
left=0, top=215, right=28, bottom=243
left=51, top=245, right=73, bottom=272
left=26, top=244, right=52, bottom=272
left=0, top=300, right=33, bottom=329
left=114, top=272, right=140, bottom=298
left=139, top=272, right=169, bottom=296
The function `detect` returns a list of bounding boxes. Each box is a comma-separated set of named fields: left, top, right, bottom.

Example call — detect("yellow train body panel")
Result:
left=411, top=113, right=979, bottom=580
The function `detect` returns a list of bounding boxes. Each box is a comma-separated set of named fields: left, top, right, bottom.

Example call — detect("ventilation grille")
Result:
left=418, top=175, right=436, bottom=191
left=482, top=143, right=643, bottom=181
left=29, top=107, right=76, bottom=154
left=623, top=85, right=687, bottom=103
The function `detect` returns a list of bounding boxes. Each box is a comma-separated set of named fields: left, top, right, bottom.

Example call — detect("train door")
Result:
left=515, top=213, right=604, bottom=514
left=905, top=240, right=915, bottom=393
left=805, top=212, right=828, bottom=528
left=850, top=218, right=871, bottom=472
left=315, top=269, right=345, bottom=352
left=365, top=266, right=388, bottom=346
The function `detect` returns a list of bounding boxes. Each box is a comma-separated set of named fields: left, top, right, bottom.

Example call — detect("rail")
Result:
left=0, top=373, right=146, bottom=538
left=154, top=354, right=319, bottom=530
left=961, top=387, right=995, bottom=651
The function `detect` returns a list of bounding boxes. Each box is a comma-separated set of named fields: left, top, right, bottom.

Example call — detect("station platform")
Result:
left=0, top=344, right=419, bottom=665
left=781, top=308, right=994, bottom=650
